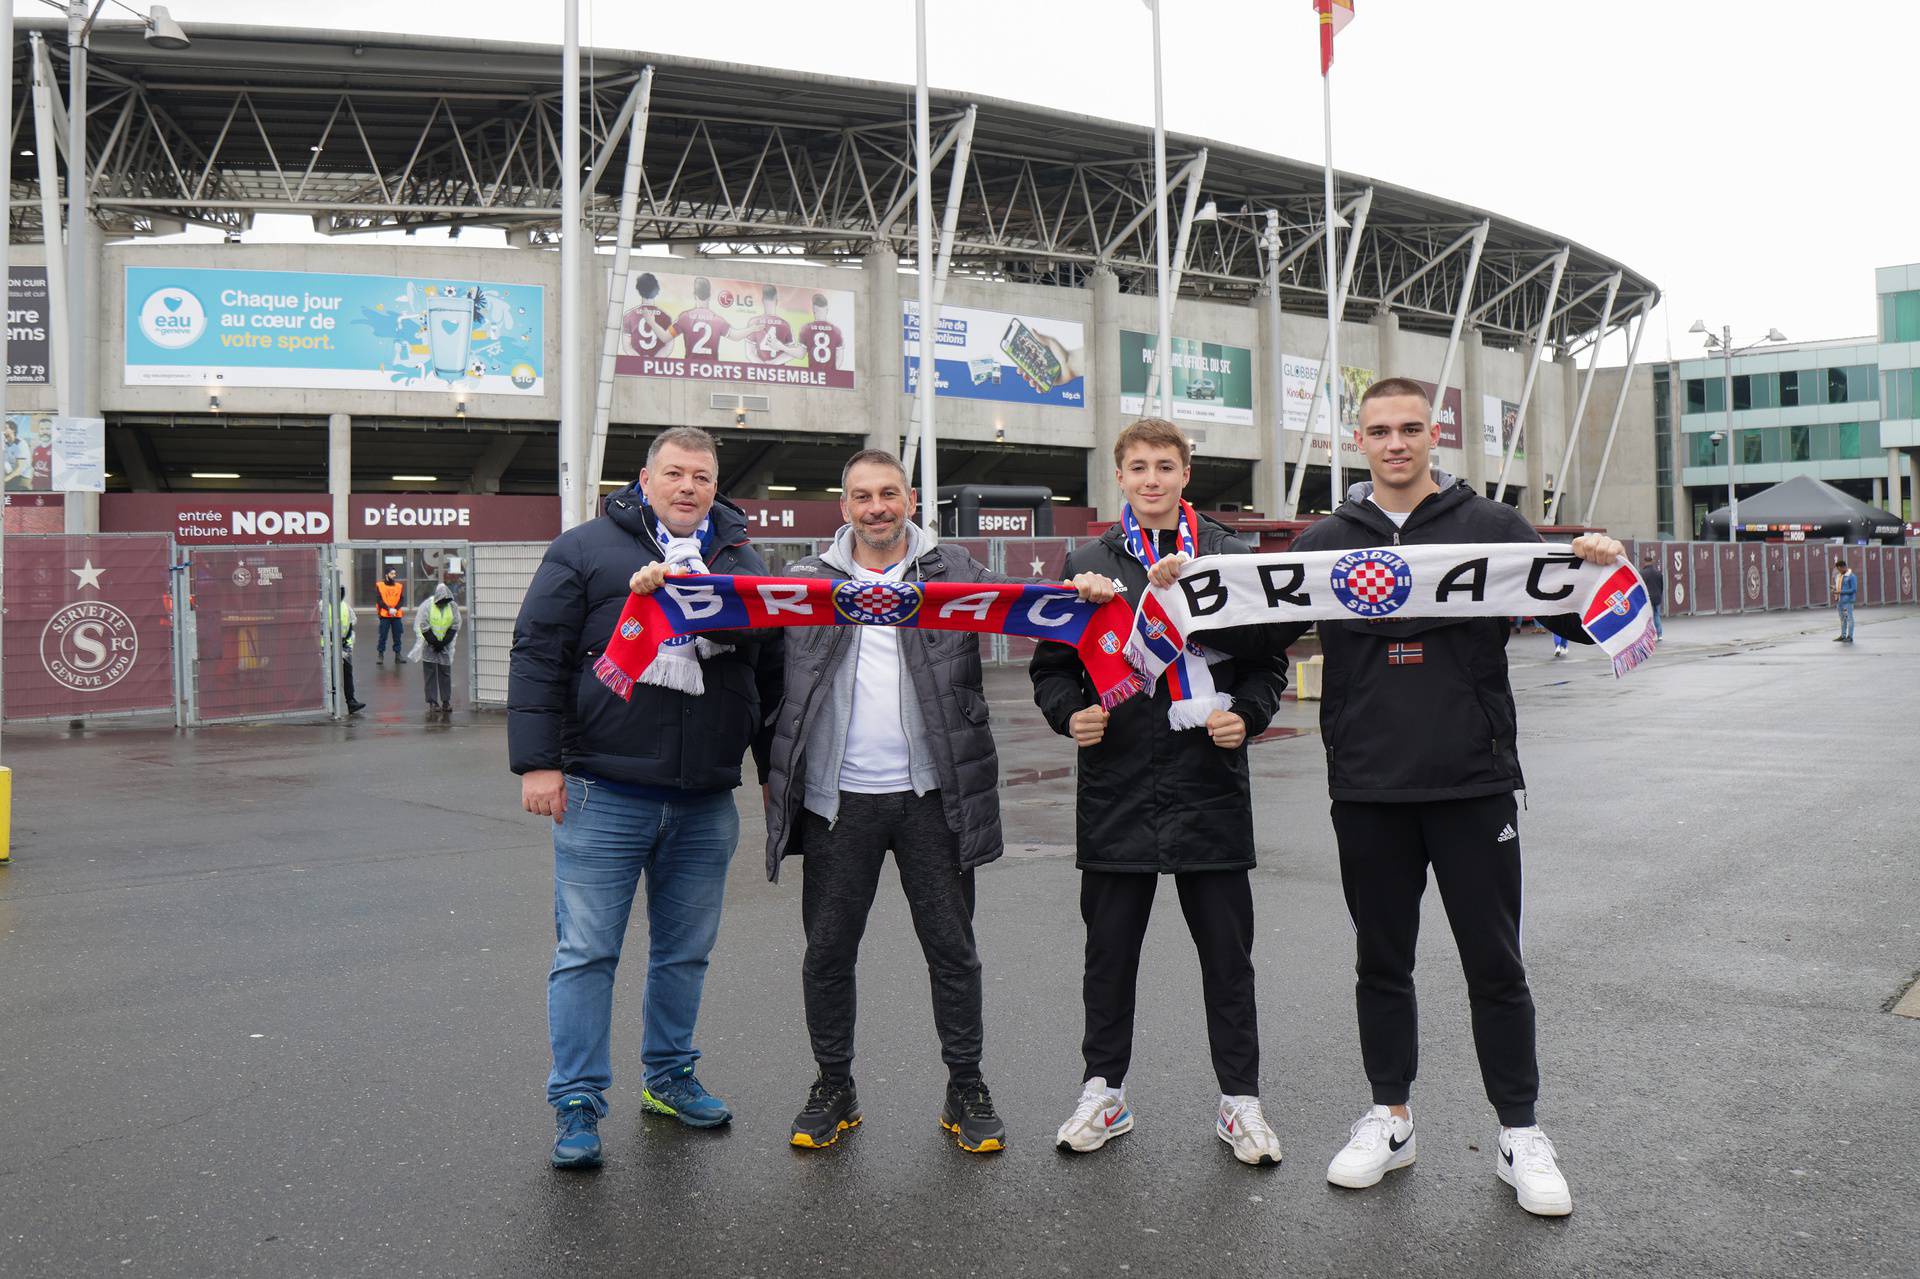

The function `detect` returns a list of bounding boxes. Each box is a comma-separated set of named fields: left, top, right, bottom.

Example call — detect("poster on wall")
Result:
left=903, top=302, right=1084, bottom=407
left=8, top=267, right=50, bottom=384
left=615, top=269, right=856, bottom=390
left=123, top=267, right=545, bottom=395
left=1280, top=354, right=1374, bottom=459
left=1481, top=394, right=1525, bottom=460
left=1118, top=330, right=1253, bottom=424
left=1411, top=379, right=1464, bottom=449
left=4, top=414, right=105, bottom=493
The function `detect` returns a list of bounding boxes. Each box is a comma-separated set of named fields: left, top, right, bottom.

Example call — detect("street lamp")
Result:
left=1689, top=320, right=1786, bottom=541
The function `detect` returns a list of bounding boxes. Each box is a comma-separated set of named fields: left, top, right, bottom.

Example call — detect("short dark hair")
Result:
left=1835, top=557, right=1848, bottom=567
left=1113, top=417, right=1191, bottom=468
left=1359, top=377, right=1433, bottom=414
left=646, top=426, right=719, bottom=470
left=812, top=293, right=829, bottom=309
left=692, top=276, right=712, bottom=302
left=840, top=448, right=909, bottom=491
left=761, top=285, right=778, bottom=303
left=635, top=272, right=660, bottom=301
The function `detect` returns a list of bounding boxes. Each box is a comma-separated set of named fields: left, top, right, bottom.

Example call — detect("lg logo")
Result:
left=137, top=288, right=207, bottom=349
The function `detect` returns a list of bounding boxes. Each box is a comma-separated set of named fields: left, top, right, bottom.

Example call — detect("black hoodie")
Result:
left=508, top=485, right=783, bottom=792
left=1283, top=478, right=1588, bottom=803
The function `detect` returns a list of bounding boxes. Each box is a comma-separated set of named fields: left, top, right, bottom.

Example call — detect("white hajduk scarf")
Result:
left=634, top=504, right=732, bottom=695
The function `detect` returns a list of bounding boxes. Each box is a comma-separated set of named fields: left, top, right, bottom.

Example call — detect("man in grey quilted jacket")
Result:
left=763, top=448, right=1113, bottom=1155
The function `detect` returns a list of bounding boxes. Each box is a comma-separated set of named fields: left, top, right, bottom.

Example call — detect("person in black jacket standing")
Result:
left=1031, top=418, right=1289, bottom=1168
left=510, top=426, right=782, bottom=1170
left=1256, top=377, right=1622, bottom=1216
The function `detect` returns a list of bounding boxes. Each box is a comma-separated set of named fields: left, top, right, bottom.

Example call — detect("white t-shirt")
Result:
left=1369, top=497, right=1411, bottom=528
left=838, top=562, right=914, bottom=794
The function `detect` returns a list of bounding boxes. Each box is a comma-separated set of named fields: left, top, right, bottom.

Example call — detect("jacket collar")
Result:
left=1330, top=472, right=1473, bottom=539
left=820, top=519, right=934, bottom=578
left=602, top=484, right=752, bottom=556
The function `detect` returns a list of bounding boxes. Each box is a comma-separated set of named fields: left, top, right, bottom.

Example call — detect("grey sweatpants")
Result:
left=798, top=790, right=983, bottom=1083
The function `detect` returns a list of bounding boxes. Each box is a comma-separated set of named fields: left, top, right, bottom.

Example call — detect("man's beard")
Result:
left=852, top=518, right=906, bottom=555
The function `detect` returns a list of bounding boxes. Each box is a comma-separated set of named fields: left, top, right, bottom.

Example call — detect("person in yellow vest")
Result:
left=375, top=569, right=408, bottom=665
left=335, top=586, right=366, bottom=714
left=414, top=582, right=461, bottom=712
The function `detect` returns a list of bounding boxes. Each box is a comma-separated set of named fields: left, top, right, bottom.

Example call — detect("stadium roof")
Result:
left=11, top=20, right=1657, bottom=352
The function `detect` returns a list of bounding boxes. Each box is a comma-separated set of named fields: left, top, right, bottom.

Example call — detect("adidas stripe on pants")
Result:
left=1328, top=792, right=1539, bottom=1128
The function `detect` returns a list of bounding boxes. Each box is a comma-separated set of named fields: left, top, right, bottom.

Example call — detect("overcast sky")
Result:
left=151, top=0, right=1920, bottom=366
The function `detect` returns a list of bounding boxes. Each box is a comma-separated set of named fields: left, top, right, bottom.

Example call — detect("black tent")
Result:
left=1703, top=474, right=1906, bottom=544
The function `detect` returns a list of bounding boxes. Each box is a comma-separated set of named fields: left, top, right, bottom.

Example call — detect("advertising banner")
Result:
left=905, top=303, right=1084, bottom=408
left=3, top=534, right=176, bottom=721
left=8, top=267, right=50, bottom=384
left=615, top=269, right=855, bottom=390
left=350, top=495, right=559, bottom=543
left=4, top=492, right=64, bottom=534
left=5, top=414, right=105, bottom=493
left=1411, top=380, right=1465, bottom=449
left=1283, top=355, right=1372, bottom=461
left=124, top=266, right=545, bottom=395
left=1481, top=394, right=1525, bottom=461
left=103, top=493, right=336, bottom=544
left=1119, top=330, right=1252, bottom=424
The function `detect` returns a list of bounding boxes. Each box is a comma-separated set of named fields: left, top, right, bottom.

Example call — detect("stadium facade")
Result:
left=5, top=22, right=1661, bottom=539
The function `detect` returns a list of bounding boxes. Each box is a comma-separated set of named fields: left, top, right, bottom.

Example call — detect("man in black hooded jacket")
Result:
left=1225, top=377, right=1622, bottom=1216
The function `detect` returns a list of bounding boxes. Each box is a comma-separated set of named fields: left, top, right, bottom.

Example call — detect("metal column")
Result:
left=1546, top=271, right=1621, bottom=523
left=589, top=68, right=654, bottom=497
left=1493, top=248, right=1569, bottom=505
left=1584, top=301, right=1653, bottom=525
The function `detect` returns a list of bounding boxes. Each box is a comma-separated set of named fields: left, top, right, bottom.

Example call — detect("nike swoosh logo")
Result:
left=1502, top=1146, right=1514, bottom=1166
left=1389, top=1132, right=1410, bottom=1152
left=1103, top=1107, right=1124, bottom=1127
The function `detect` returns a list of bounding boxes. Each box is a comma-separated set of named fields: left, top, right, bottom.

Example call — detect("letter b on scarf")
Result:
left=1179, top=569, right=1228, bottom=618
left=664, top=583, right=725, bottom=618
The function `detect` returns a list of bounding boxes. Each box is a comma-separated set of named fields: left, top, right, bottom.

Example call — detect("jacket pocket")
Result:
left=953, top=683, right=990, bottom=726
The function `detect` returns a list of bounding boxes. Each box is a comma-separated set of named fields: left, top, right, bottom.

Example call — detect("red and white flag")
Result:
left=1316, top=0, right=1354, bottom=75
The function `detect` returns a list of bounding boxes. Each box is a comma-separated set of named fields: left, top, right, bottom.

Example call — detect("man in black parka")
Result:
left=1031, top=418, right=1289, bottom=1168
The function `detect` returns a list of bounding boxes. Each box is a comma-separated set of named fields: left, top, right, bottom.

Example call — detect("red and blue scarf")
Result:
left=1121, top=500, right=1234, bottom=730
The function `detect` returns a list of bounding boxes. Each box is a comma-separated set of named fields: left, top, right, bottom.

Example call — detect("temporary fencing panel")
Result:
left=1846, top=547, right=1869, bottom=611
left=470, top=541, right=546, bottom=709
left=1666, top=543, right=1694, bottom=615
left=995, top=539, right=1076, bottom=663
left=2, top=533, right=175, bottom=722
left=1901, top=548, right=1917, bottom=603
left=1763, top=544, right=1787, bottom=610
left=1787, top=544, right=1810, bottom=608
left=1738, top=545, right=1765, bottom=611
left=186, top=546, right=330, bottom=723
left=1715, top=544, right=1742, bottom=613
left=1684, top=544, right=1714, bottom=614
left=1809, top=553, right=1832, bottom=607
left=1869, top=547, right=1889, bottom=606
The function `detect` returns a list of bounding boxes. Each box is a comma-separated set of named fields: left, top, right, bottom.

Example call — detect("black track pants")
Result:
left=1329, top=793, right=1539, bottom=1127
left=1079, top=868, right=1260, bottom=1096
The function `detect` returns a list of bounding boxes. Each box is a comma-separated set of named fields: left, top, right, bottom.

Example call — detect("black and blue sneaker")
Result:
left=551, top=1094, right=603, bottom=1169
left=641, top=1066, right=733, bottom=1128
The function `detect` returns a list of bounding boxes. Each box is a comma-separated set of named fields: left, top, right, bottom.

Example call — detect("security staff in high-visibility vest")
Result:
left=414, top=582, right=461, bottom=712
left=375, top=569, right=408, bottom=664
left=335, top=586, right=366, bottom=714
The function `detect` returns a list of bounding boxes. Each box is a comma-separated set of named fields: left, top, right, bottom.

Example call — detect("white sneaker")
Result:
left=1325, top=1104, right=1416, bottom=1188
left=1055, top=1077, right=1132, bottom=1153
left=1497, top=1124, right=1572, bottom=1216
left=1216, top=1095, right=1282, bottom=1167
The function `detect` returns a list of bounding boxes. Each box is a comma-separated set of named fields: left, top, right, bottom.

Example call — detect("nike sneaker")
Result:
left=1217, top=1094, right=1282, bottom=1167
left=1496, top=1124, right=1572, bottom=1217
left=1055, top=1077, right=1132, bottom=1153
left=1326, top=1103, right=1415, bottom=1188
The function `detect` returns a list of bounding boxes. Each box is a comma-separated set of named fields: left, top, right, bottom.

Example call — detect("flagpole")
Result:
left=1149, top=0, right=1172, bottom=421
left=914, top=0, right=939, bottom=543
left=1322, top=54, right=1341, bottom=512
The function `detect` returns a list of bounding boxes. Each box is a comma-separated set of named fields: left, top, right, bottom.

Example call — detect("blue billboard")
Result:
left=902, top=301, right=1085, bottom=408
left=123, top=266, right=545, bottom=396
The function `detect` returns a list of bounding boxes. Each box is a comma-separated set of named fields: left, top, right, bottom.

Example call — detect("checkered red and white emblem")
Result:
left=1343, top=561, right=1399, bottom=604
left=1329, top=549, right=1414, bottom=618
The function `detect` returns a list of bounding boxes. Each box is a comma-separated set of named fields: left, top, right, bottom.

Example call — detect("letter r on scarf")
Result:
left=1258, top=562, right=1309, bottom=607
left=1179, top=569, right=1227, bottom=618
left=664, top=583, right=724, bottom=618
left=757, top=583, right=814, bottom=616
left=937, top=590, right=997, bottom=621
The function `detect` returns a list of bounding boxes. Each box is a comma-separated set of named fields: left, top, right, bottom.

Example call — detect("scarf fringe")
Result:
left=592, top=653, right=636, bottom=700
left=1099, top=670, right=1148, bottom=710
left=638, top=652, right=708, bottom=696
left=1166, top=691, right=1233, bottom=731
left=1610, top=626, right=1659, bottom=679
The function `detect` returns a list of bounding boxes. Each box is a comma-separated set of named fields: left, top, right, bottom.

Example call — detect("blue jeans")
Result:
left=546, top=776, right=739, bottom=1111
left=376, top=616, right=404, bottom=654
left=1838, top=600, right=1855, bottom=639
left=1651, top=603, right=1663, bottom=638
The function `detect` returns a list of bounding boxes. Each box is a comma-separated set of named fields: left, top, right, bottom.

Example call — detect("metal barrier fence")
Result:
left=180, top=545, right=332, bottom=724
left=2, top=533, right=176, bottom=723
left=1624, top=539, right=1918, bottom=617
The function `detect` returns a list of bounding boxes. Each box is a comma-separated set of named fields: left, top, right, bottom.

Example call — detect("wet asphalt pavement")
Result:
left=2, top=607, right=1917, bottom=1279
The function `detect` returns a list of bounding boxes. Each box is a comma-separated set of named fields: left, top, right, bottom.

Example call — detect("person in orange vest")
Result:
left=375, top=568, right=408, bottom=664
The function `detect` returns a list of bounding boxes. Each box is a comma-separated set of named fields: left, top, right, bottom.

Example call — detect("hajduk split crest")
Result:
left=1330, top=549, right=1415, bottom=618
left=832, top=579, right=923, bottom=626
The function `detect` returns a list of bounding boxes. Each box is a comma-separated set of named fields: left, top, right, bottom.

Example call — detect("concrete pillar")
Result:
left=63, top=221, right=102, bottom=533
left=1089, top=265, right=1123, bottom=518
left=1908, top=448, right=1920, bottom=523
left=1461, top=326, right=1486, bottom=495
left=1889, top=447, right=1905, bottom=518
left=862, top=244, right=902, bottom=456
left=1527, top=351, right=1564, bottom=523
left=329, top=413, right=352, bottom=596
left=1372, top=309, right=1400, bottom=379
left=1871, top=476, right=1884, bottom=507
left=1252, top=284, right=1282, bottom=518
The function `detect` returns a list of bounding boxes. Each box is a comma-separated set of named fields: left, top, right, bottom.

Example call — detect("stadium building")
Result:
left=5, top=21, right=1660, bottom=546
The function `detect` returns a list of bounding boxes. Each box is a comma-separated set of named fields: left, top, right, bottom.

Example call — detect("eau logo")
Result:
left=137, top=288, right=207, bottom=350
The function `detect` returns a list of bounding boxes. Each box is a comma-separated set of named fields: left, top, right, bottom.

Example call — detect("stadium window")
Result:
left=1689, top=433, right=1720, bottom=467
left=1828, top=367, right=1850, bottom=404
left=1889, top=291, right=1920, bottom=343
left=1751, top=373, right=1775, bottom=409
left=1685, top=378, right=1706, bottom=413
left=1760, top=427, right=1783, bottom=464
left=1789, top=424, right=1811, bottom=462
left=1778, top=369, right=1800, bottom=407
left=1836, top=422, right=1860, bottom=456
left=1732, top=374, right=1751, bottom=411
left=1861, top=421, right=1880, bottom=451
left=1848, top=364, right=1876, bottom=403
left=1742, top=431, right=1763, bottom=465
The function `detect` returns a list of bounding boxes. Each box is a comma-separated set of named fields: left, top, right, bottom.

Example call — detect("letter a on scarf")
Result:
left=594, top=575, right=1146, bottom=707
